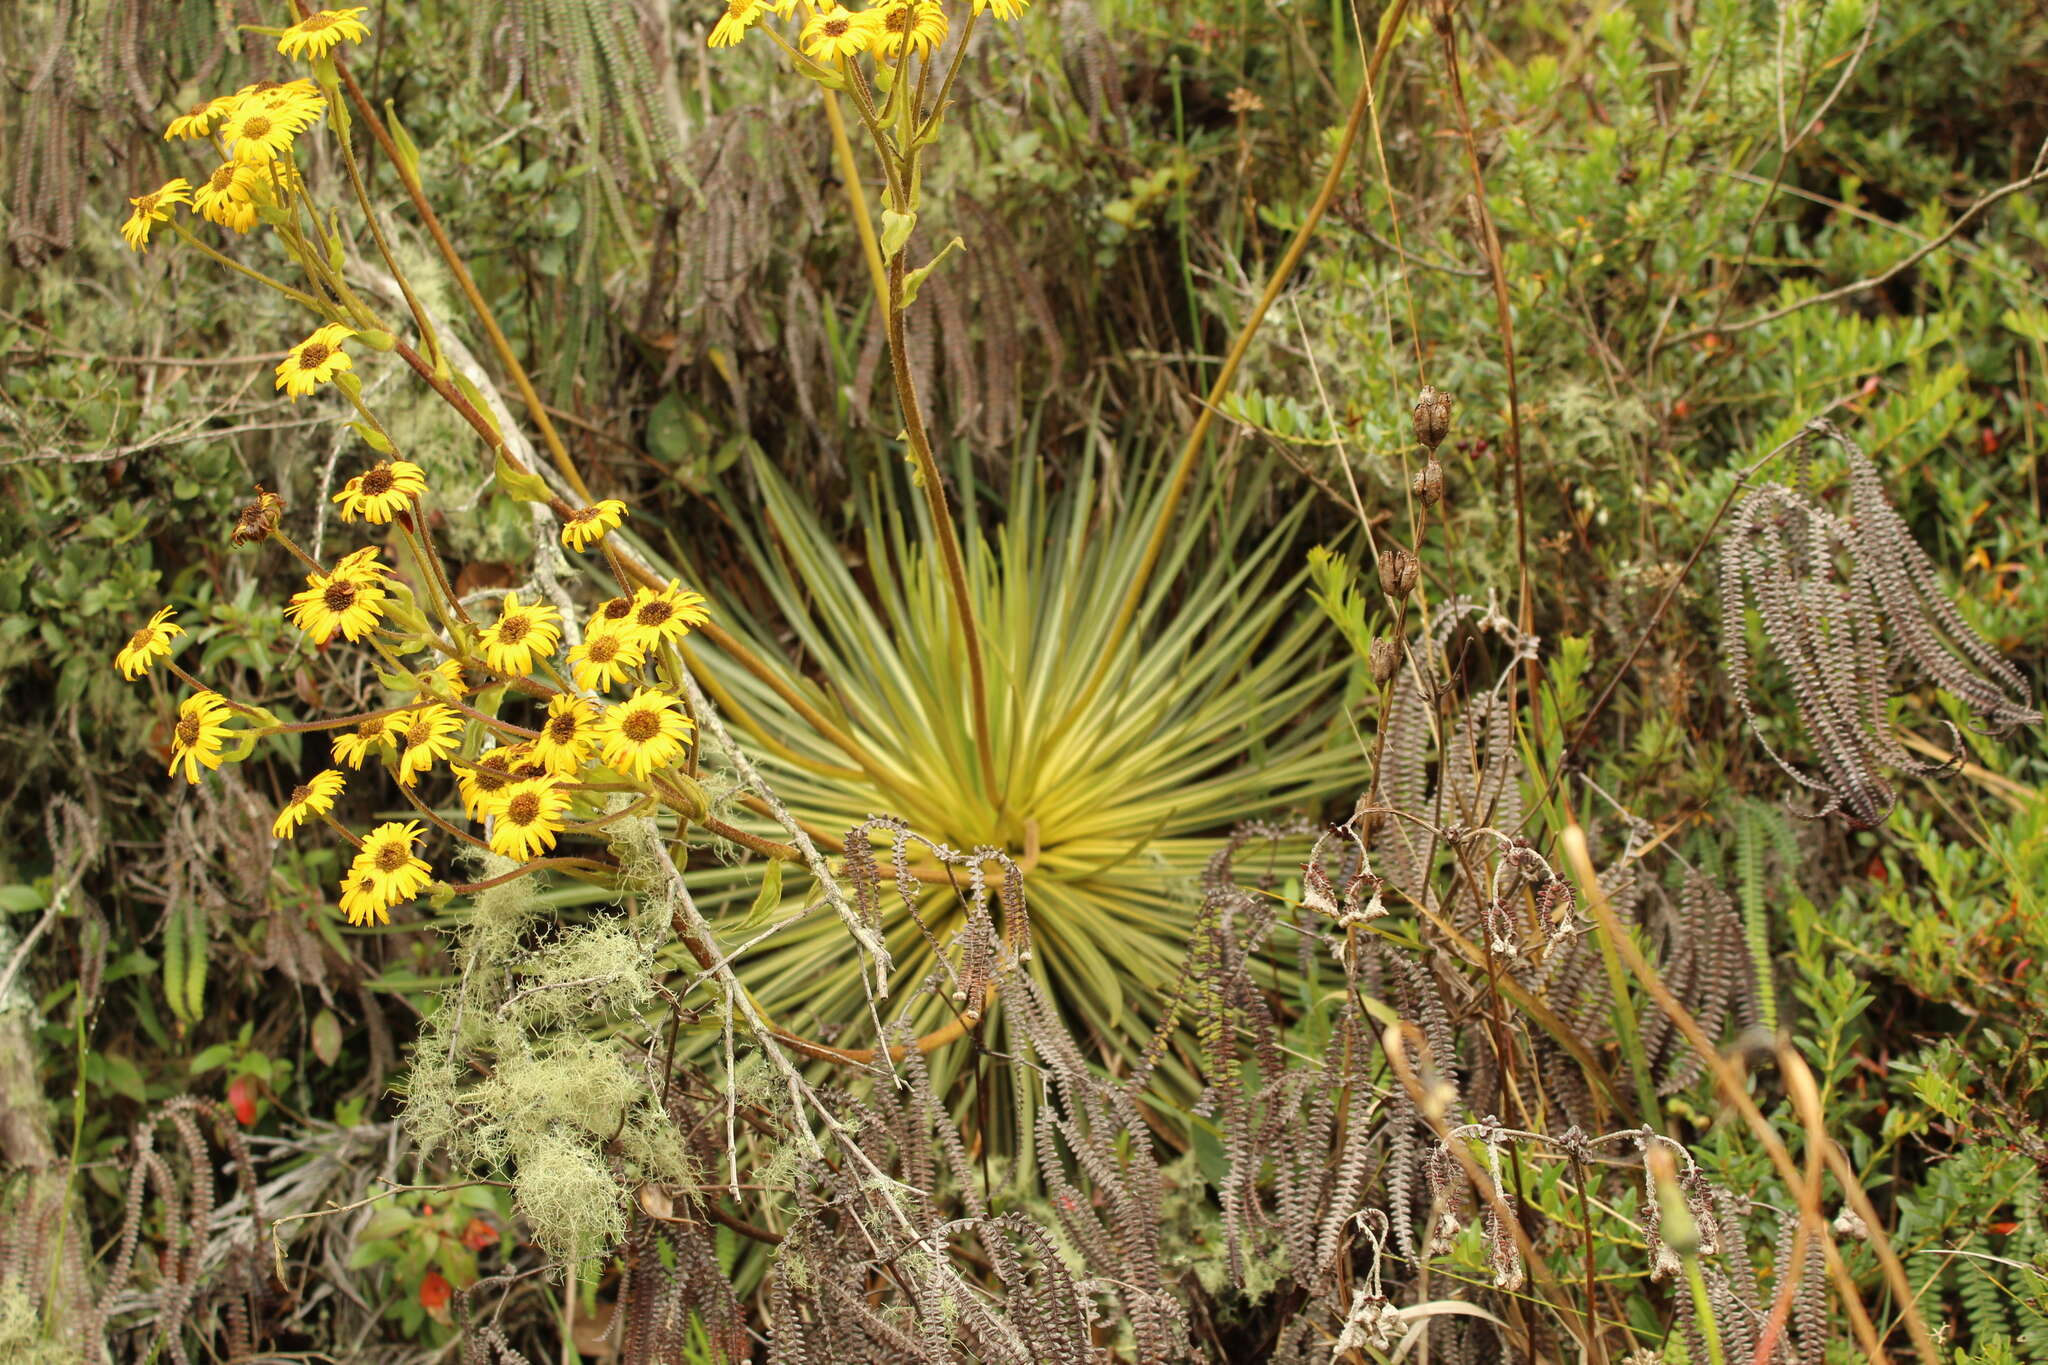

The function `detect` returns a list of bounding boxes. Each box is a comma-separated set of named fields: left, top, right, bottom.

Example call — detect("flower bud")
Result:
left=1411, top=457, right=1444, bottom=507
left=1369, top=635, right=1402, bottom=685
left=1412, top=385, right=1453, bottom=450
left=1378, top=547, right=1419, bottom=600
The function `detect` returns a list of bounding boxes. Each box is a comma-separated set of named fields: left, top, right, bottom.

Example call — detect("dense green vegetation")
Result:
left=2, top=1, right=2045, bottom=1360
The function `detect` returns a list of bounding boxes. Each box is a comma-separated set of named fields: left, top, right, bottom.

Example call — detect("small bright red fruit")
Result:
left=419, top=1271, right=452, bottom=1311
left=461, top=1217, right=497, bottom=1251
left=227, top=1076, right=258, bottom=1126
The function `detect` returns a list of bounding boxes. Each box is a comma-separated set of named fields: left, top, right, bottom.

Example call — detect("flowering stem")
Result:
left=318, top=809, right=365, bottom=851
left=443, top=857, right=614, bottom=896
left=167, top=221, right=323, bottom=310
left=325, top=88, right=444, bottom=369
left=268, top=703, right=409, bottom=734
left=398, top=783, right=493, bottom=853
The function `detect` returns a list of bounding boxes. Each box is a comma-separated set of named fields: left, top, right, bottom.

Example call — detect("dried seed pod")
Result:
left=1369, top=635, right=1403, bottom=685
left=1411, top=456, right=1445, bottom=507
left=1377, top=547, right=1419, bottom=601
left=1413, top=385, right=1453, bottom=450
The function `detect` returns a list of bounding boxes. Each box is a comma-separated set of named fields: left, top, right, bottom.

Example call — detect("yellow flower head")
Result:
left=872, top=0, right=948, bottom=59
left=595, top=688, right=694, bottom=780
left=165, top=96, right=236, bottom=141
left=340, top=820, right=432, bottom=926
left=394, top=703, right=463, bottom=787
left=483, top=778, right=573, bottom=862
left=279, top=7, right=372, bottom=61
left=287, top=550, right=391, bottom=644
left=587, top=595, right=636, bottom=636
left=230, top=486, right=287, bottom=548
left=168, top=691, right=236, bottom=785
left=121, top=178, right=192, bottom=251
left=273, top=769, right=346, bottom=838
left=417, top=657, right=470, bottom=700
left=801, top=4, right=877, bottom=58
left=710, top=0, right=768, bottom=46
left=620, top=580, right=711, bottom=652
left=333, top=459, right=427, bottom=523
left=530, top=693, right=598, bottom=776
left=455, top=748, right=519, bottom=820
left=116, top=606, right=184, bottom=680
left=220, top=102, right=310, bottom=164
left=193, top=162, right=261, bottom=233
left=276, top=324, right=355, bottom=398
left=971, top=0, right=1030, bottom=17
left=332, top=712, right=397, bottom=768
left=477, top=591, right=563, bottom=678
left=567, top=630, right=647, bottom=694
left=560, top=499, right=628, bottom=552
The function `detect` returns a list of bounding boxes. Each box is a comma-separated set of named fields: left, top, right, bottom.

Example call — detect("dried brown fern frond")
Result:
left=1719, top=419, right=2039, bottom=825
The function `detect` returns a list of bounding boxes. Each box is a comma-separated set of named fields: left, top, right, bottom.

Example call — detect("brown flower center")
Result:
left=635, top=599, right=674, bottom=630
left=599, top=597, right=632, bottom=623
left=587, top=635, right=621, bottom=663
left=322, top=580, right=357, bottom=612
left=360, top=466, right=393, bottom=496
left=175, top=716, right=202, bottom=747
left=405, top=718, right=434, bottom=747
left=374, top=842, right=411, bottom=872
left=298, top=341, right=331, bottom=368
left=622, top=709, right=662, bottom=743
left=505, top=793, right=541, bottom=825
left=242, top=115, right=273, bottom=139
left=823, top=17, right=850, bottom=37
left=288, top=783, right=312, bottom=806
left=129, top=628, right=155, bottom=651
left=886, top=9, right=913, bottom=33
left=136, top=193, right=161, bottom=215
left=546, top=713, right=581, bottom=743
left=301, top=13, right=336, bottom=29
left=356, top=717, right=386, bottom=740
left=497, top=615, right=531, bottom=644
left=209, top=165, right=237, bottom=192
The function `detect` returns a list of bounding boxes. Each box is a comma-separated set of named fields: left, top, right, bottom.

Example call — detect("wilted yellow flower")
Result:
left=278, top=7, right=371, bottom=61
left=121, top=179, right=192, bottom=251
left=595, top=688, right=694, bottom=780
left=339, top=820, right=431, bottom=926
left=116, top=606, right=183, bottom=680
left=560, top=499, right=628, bottom=552
left=620, top=580, right=711, bottom=652
left=276, top=324, right=355, bottom=398
left=165, top=96, right=236, bottom=141
left=566, top=630, right=646, bottom=694
left=332, top=712, right=396, bottom=768
left=801, top=4, right=876, bottom=58
left=193, top=162, right=260, bottom=233
left=529, top=693, right=597, bottom=776
left=483, top=779, right=573, bottom=862
left=168, top=691, right=236, bottom=785
left=477, top=591, right=563, bottom=677
left=333, top=459, right=426, bottom=523
left=393, top=703, right=463, bottom=787
left=288, top=551, right=391, bottom=644
left=273, top=769, right=346, bottom=838
left=873, top=0, right=947, bottom=59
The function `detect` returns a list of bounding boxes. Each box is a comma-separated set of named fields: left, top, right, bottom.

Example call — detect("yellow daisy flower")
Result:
left=393, top=703, right=463, bottom=787
left=529, top=693, right=598, bottom=776
left=273, top=769, right=346, bottom=838
left=560, top=499, right=628, bottom=552
left=278, top=7, right=371, bottom=61
left=121, top=178, right=192, bottom=251
left=333, top=459, right=427, bottom=524
left=116, top=606, right=184, bottom=680
left=339, top=820, right=432, bottom=926
left=332, top=712, right=397, bottom=768
left=483, top=778, right=573, bottom=862
left=164, top=96, right=236, bottom=141
left=566, top=630, right=647, bottom=694
left=477, top=591, right=563, bottom=678
left=873, top=0, right=947, bottom=59
left=220, top=103, right=309, bottom=164
left=287, top=552, right=391, bottom=644
left=455, top=748, right=519, bottom=820
left=276, top=324, right=355, bottom=399
left=710, top=0, right=767, bottom=46
left=587, top=595, right=636, bottom=636
left=801, top=4, right=877, bottom=58
left=620, top=580, right=711, bottom=652
left=168, top=691, right=236, bottom=785
left=417, top=657, right=470, bottom=699
left=594, top=688, right=694, bottom=780
left=193, top=162, right=260, bottom=233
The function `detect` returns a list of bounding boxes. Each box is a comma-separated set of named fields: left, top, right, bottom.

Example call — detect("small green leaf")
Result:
left=188, top=1043, right=237, bottom=1075
left=384, top=101, right=422, bottom=183
left=721, top=859, right=786, bottom=939
left=899, top=236, right=965, bottom=310
left=349, top=421, right=394, bottom=454
left=495, top=452, right=552, bottom=505
left=880, top=208, right=917, bottom=259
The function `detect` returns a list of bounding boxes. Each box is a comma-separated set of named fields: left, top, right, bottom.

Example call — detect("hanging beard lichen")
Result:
left=401, top=830, right=694, bottom=1266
